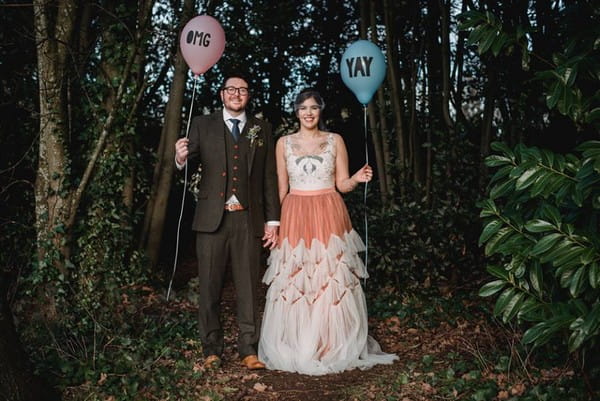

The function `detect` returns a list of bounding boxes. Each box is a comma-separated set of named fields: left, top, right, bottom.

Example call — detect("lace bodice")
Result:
left=285, top=133, right=336, bottom=190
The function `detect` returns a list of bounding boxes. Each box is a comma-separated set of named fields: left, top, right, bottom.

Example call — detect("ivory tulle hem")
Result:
left=259, top=189, right=397, bottom=375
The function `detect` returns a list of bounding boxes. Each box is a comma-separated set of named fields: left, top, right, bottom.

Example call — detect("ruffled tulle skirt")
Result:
left=258, top=188, right=397, bottom=375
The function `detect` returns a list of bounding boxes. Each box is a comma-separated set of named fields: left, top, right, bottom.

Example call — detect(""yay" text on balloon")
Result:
left=186, top=30, right=212, bottom=47
left=345, top=56, right=374, bottom=78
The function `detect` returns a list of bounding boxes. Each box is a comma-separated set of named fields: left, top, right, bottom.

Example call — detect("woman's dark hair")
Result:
left=293, top=89, right=327, bottom=130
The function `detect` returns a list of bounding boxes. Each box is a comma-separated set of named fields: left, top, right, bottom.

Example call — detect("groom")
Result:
left=175, top=73, right=280, bottom=370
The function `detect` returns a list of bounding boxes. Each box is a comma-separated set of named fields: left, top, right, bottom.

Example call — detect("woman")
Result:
left=258, top=89, right=397, bottom=375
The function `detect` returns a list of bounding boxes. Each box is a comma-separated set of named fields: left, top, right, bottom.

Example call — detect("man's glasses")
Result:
left=223, top=86, right=249, bottom=96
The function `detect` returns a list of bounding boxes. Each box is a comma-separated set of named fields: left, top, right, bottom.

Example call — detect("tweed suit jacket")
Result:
left=185, top=110, right=280, bottom=236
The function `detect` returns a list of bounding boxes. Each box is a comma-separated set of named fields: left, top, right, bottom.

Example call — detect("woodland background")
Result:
left=0, top=0, right=599, bottom=400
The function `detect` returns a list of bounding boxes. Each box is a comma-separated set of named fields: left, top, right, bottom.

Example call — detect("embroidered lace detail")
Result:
left=285, top=134, right=335, bottom=191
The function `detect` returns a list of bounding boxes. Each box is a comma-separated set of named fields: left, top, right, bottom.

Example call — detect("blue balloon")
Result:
left=340, top=40, right=386, bottom=105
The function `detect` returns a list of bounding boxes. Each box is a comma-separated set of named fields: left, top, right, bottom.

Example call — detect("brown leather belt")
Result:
left=224, top=203, right=245, bottom=212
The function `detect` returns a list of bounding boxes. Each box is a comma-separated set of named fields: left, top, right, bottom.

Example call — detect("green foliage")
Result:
left=478, top=141, right=600, bottom=353
left=349, top=129, right=481, bottom=291
left=459, top=7, right=600, bottom=129
left=44, top=294, right=204, bottom=401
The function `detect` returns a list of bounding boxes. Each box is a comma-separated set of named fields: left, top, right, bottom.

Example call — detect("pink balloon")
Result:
left=179, top=15, right=226, bottom=75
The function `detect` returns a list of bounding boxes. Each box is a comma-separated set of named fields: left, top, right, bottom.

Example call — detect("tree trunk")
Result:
left=479, top=63, right=497, bottom=190
left=376, top=86, right=391, bottom=203
left=383, top=0, right=406, bottom=192
left=439, top=0, right=454, bottom=131
left=141, top=0, right=195, bottom=269
left=33, top=0, right=79, bottom=325
left=368, top=0, right=388, bottom=203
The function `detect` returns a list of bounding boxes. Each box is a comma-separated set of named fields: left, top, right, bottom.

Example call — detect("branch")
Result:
left=66, top=43, right=138, bottom=231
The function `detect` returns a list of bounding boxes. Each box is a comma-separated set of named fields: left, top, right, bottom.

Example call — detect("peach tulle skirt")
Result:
left=259, top=188, right=397, bottom=375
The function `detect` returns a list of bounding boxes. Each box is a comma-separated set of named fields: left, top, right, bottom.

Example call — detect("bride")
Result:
left=258, top=89, right=397, bottom=375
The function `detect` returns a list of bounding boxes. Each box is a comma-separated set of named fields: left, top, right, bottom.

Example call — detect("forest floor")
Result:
left=149, top=255, right=584, bottom=401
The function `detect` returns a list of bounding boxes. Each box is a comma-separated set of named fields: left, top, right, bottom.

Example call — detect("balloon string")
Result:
left=167, top=74, right=199, bottom=301
left=362, top=105, right=369, bottom=285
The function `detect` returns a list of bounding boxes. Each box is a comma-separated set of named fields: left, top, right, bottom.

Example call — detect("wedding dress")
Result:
left=258, top=133, right=397, bottom=375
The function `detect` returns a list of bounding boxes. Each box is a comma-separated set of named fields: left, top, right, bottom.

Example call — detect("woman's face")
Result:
left=296, top=97, right=321, bottom=130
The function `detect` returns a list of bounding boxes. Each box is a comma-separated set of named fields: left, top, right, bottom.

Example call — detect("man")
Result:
left=174, top=74, right=280, bottom=370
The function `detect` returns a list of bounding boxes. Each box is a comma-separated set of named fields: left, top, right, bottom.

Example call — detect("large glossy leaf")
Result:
left=530, top=172, right=555, bottom=198
left=485, top=227, right=513, bottom=255
left=491, top=142, right=515, bottom=159
left=529, top=262, right=544, bottom=297
left=467, top=23, right=489, bottom=45
left=518, top=298, right=544, bottom=322
left=516, top=167, right=541, bottom=190
left=487, top=264, right=510, bottom=280
left=522, top=322, right=547, bottom=345
left=490, top=165, right=514, bottom=185
left=539, top=204, right=562, bottom=226
left=540, top=239, right=575, bottom=263
left=502, top=291, right=526, bottom=322
left=478, top=28, right=498, bottom=54
left=589, top=262, right=600, bottom=289
left=491, top=32, right=510, bottom=56
left=494, top=287, right=516, bottom=317
left=524, top=219, right=555, bottom=233
left=479, top=198, right=499, bottom=217
left=568, top=265, right=587, bottom=297
left=490, top=179, right=516, bottom=199
left=485, top=155, right=513, bottom=167
left=553, top=246, right=586, bottom=268
left=479, top=219, right=503, bottom=245
left=568, top=304, right=600, bottom=352
left=530, top=233, right=563, bottom=256
left=479, top=280, right=507, bottom=297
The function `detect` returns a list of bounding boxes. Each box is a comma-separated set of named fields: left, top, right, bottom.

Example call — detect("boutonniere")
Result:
left=246, top=125, right=264, bottom=147
left=189, top=163, right=202, bottom=202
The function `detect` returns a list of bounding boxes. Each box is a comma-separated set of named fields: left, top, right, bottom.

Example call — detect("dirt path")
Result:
left=167, top=254, right=512, bottom=401
left=173, top=266, right=486, bottom=401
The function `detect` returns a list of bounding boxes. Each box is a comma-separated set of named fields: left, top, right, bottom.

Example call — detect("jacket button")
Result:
left=219, top=192, right=224, bottom=197
left=221, top=172, right=226, bottom=176
left=232, top=188, right=237, bottom=192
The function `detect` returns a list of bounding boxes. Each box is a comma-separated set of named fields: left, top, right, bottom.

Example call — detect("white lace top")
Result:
left=285, top=133, right=336, bottom=191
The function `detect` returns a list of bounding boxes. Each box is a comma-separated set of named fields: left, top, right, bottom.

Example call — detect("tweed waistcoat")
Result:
left=224, top=124, right=249, bottom=207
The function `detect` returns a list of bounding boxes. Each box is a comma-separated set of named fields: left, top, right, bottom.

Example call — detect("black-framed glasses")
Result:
left=223, top=86, right=249, bottom=96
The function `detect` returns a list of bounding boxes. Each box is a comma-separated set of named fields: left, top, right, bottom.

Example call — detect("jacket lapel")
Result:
left=245, top=118, right=258, bottom=174
left=209, top=111, right=226, bottom=171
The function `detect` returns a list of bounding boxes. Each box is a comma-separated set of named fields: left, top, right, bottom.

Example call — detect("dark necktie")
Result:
left=229, top=118, right=241, bottom=142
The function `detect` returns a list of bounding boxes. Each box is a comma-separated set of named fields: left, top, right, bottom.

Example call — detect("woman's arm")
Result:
left=334, top=134, right=372, bottom=193
left=275, top=136, right=289, bottom=203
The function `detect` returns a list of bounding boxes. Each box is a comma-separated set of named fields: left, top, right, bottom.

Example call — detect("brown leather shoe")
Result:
left=240, top=354, right=265, bottom=370
left=203, top=354, right=221, bottom=370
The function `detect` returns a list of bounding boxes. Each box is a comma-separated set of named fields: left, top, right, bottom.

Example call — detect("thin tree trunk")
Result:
left=439, top=0, right=454, bottom=131
left=479, top=63, right=497, bottom=190
left=453, top=0, right=469, bottom=128
left=376, top=86, right=392, bottom=203
left=424, top=64, right=432, bottom=203
left=383, top=0, right=406, bottom=192
left=141, top=0, right=195, bottom=268
left=368, top=0, right=388, bottom=203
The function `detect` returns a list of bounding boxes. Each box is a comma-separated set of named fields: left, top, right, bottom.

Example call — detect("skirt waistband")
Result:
left=289, top=187, right=336, bottom=196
